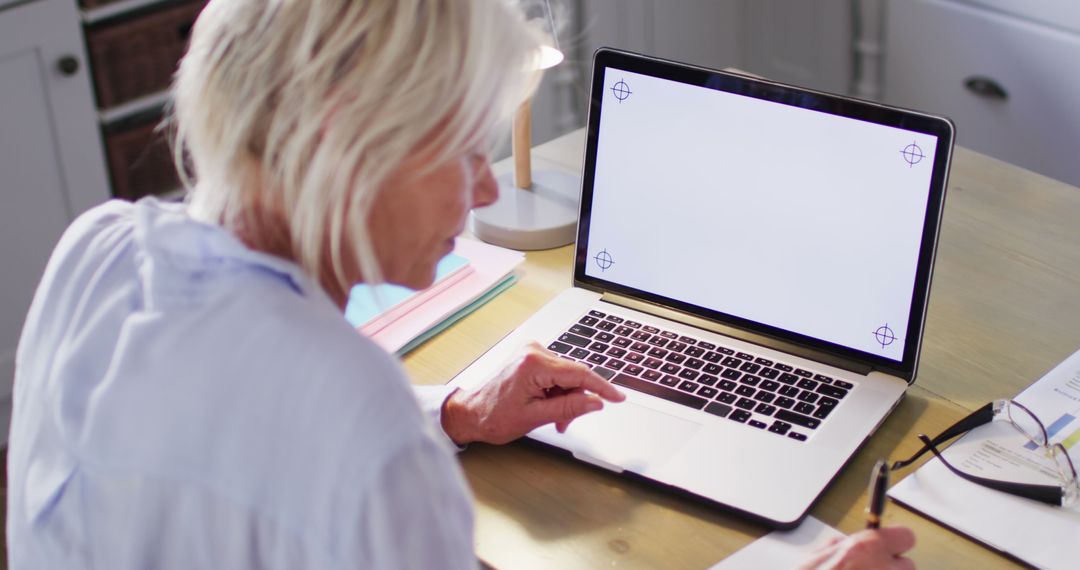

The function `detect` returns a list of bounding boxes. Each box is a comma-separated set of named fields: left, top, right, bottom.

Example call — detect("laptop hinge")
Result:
left=600, top=293, right=875, bottom=377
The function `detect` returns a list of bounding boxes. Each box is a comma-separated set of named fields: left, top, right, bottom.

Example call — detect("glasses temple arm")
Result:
left=915, top=435, right=1064, bottom=506
left=891, top=402, right=996, bottom=471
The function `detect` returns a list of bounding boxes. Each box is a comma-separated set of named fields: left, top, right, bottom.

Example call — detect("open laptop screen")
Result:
left=576, top=50, right=953, bottom=377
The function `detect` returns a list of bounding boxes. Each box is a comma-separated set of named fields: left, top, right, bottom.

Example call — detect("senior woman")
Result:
left=7, top=1, right=915, bottom=568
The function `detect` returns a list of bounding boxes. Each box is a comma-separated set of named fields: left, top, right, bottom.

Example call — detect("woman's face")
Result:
left=368, top=150, right=498, bottom=289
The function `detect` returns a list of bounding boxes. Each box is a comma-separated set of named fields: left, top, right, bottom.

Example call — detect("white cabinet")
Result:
left=0, top=0, right=111, bottom=442
left=884, top=0, right=1080, bottom=186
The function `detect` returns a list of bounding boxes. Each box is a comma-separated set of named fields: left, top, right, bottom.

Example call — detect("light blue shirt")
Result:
left=7, top=198, right=476, bottom=569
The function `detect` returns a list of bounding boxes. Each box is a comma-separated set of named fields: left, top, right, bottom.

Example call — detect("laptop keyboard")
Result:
left=547, top=310, right=856, bottom=442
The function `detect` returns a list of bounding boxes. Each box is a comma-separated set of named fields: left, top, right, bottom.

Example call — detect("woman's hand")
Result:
left=441, top=342, right=626, bottom=445
left=799, top=527, right=916, bottom=570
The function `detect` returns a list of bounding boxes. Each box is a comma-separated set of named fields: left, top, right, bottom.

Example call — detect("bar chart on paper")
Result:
left=1027, top=408, right=1080, bottom=451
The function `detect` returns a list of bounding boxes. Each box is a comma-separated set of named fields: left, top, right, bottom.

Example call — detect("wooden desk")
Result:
left=405, top=130, right=1080, bottom=569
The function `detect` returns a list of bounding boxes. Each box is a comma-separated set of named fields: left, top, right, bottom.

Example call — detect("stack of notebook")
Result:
left=345, top=238, right=524, bottom=355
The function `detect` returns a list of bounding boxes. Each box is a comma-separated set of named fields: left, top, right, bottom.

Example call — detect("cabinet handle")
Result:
left=964, top=76, right=1008, bottom=101
left=56, top=56, right=80, bottom=77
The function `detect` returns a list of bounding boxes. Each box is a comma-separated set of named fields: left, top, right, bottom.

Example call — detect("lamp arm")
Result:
left=512, top=99, right=533, bottom=189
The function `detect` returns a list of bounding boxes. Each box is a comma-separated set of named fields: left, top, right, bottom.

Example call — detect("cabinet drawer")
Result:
left=885, top=0, right=1080, bottom=186
left=104, top=115, right=181, bottom=200
left=950, top=0, right=1080, bottom=35
left=85, top=0, right=205, bottom=108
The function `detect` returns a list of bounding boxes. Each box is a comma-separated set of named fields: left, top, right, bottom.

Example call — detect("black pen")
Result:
left=866, top=459, right=889, bottom=529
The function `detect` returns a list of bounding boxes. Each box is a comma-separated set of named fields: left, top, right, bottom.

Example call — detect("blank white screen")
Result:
left=585, top=68, right=939, bottom=361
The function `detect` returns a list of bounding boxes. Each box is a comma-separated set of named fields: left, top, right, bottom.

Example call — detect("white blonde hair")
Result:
left=170, top=0, right=542, bottom=291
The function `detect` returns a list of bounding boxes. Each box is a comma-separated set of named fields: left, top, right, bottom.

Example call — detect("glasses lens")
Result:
left=1006, top=401, right=1047, bottom=446
left=1050, top=444, right=1078, bottom=483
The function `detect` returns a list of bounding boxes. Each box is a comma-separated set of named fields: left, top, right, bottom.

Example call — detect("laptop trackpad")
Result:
left=559, top=402, right=701, bottom=473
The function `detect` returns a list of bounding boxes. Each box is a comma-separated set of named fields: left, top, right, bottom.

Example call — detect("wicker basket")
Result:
left=104, top=118, right=181, bottom=201
left=86, top=1, right=206, bottom=109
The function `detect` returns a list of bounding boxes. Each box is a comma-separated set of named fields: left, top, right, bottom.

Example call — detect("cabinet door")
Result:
left=0, top=0, right=110, bottom=439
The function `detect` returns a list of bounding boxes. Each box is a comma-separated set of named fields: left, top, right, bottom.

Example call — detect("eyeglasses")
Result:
left=891, top=399, right=1079, bottom=507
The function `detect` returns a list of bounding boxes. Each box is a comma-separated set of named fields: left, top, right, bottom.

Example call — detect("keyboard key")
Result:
left=735, top=385, right=756, bottom=397
left=665, top=353, right=687, bottom=365
left=760, top=380, right=781, bottom=392
left=833, top=380, right=854, bottom=390
left=642, top=325, right=659, bottom=333
left=813, top=405, right=834, bottom=420
left=722, top=357, right=742, bottom=368
left=647, top=337, right=669, bottom=348
left=625, top=320, right=642, bottom=329
left=570, top=348, right=590, bottom=359
left=776, top=409, right=821, bottom=430
left=607, top=347, right=627, bottom=358
left=797, top=392, right=819, bottom=404
left=642, top=370, right=662, bottom=381
left=589, top=341, right=609, bottom=352
left=548, top=341, right=572, bottom=354
left=606, top=359, right=626, bottom=370
left=643, top=357, right=663, bottom=369
left=667, top=341, right=687, bottom=353
left=593, top=367, right=616, bottom=380
left=570, top=324, right=598, bottom=338
left=596, top=321, right=616, bottom=332
left=759, top=368, right=780, bottom=379
left=755, top=357, right=774, bottom=366
left=612, top=337, right=631, bottom=348
left=769, top=421, right=791, bottom=435
left=721, top=368, right=742, bottom=380
left=787, top=432, right=808, bottom=441
left=736, top=397, right=756, bottom=410
left=660, top=330, right=679, bottom=339
left=777, top=373, right=800, bottom=385
left=794, top=368, right=813, bottom=378
left=818, top=396, right=839, bottom=408
left=579, top=316, right=599, bottom=326
left=587, top=353, right=608, bottom=365
left=612, top=373, right=707, bottom=410
left=754, top=403, right=777, bottom=416
left=697, top=374, right=718, bottom=386
left=718, top=380, right=737, bottom=391
left=779, top=385, right=799, bottom=397
left=739, top=362, right=762, bottom=374
left=684, top=358, right=705, bottom=370
left=797, top=378, right=819, bottom=391
left=624, top=364, right=644, bottom=376
left=748, top=419, right=768, bottom=429
left=647, top=347, right=669, bottom=358
left=816, top=384, right=849, bottom=399
left=588, top=310, right=606, bottom=318
left=614, top=326, right=634, bottom=336
left=678, top=369, right=700, bottom=381
left=704, top=402, right=731, bottom=418
left=625, top=352, right=644, bottom=364
left=631, top=331, right=652, bottom=341
left=729, top=410, right=752, bottom=423
left=698, top=386, right=719, bottom=399
left=698, top=341, right=716, bottom=350
left=596, top=332, right=615, bottom=343
left=679, top=336, right=697, bottom=345
left=677, top=380, right=699, bottom=393
left=716, top=391, right=737, bottom=404
left=661, top=363, right=681, bottom=374
left=813, top=374, right=833, bottom=384
left=604, top=314, right=623, bottom=323
left=560, top=332, right=591, bottom=348
left=739, top=375, right=761, bottom=387
left=795, top=402, right=816, bottom=415
left=736, top=352, right=754, bottom=360
left=716, top=346, right=735, bottom=355
left=703, top=351, right=723, bottom=363
left=704, top=363, right=722, bottom=375
left=754, top=391, right=776, bottom=404
left=774, top=363, right=793, bottom=372
left=630, top=342, right=649, bottom=353
left=775, top=396, right=796, bottom=409
left=685, top=346, right=705, bottom=358
left=660, top=375, right=680, bottom=387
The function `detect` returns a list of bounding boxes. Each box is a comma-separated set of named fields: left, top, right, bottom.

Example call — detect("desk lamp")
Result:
left=470, top=1, right=580, bottom=251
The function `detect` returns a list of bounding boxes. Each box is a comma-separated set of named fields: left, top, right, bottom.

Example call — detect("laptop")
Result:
left=453, top=48, right=954, bottom=527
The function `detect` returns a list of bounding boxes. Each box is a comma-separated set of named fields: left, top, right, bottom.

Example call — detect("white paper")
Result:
left=889, top=347, right=1080, bottom=570
left=710, top=516, right=845, bottom=569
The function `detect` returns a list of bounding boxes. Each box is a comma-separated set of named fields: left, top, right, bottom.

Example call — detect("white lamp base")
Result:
left=469, top=169, right=580, bottom=250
